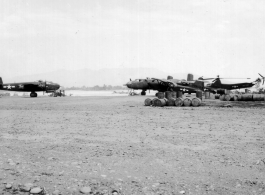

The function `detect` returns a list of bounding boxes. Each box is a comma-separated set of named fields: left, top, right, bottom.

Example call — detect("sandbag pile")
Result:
left=144, top=91, right=202, bottom=107
left=219, top=94, right=265, bottom=101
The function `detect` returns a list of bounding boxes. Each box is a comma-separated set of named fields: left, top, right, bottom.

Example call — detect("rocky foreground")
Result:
left=0, top=96, right=265, bottom=195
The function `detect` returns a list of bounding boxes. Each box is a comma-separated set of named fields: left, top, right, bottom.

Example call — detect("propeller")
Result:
left=258, top=73, right=265, bottom=85
left=37, top=80, right=47, bottom=95
left=40, top=80, right=47, bottom=95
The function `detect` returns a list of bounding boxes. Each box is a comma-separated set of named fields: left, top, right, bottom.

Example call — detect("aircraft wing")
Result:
left=151, top=78, right=177, bottom=87
left=177, top=84, right=202, bottom=91
left=24, top=83, right=45, bottom=88
left=197, top=80, right=211, bottom=83
left=152, top=78, right=202, bottom=91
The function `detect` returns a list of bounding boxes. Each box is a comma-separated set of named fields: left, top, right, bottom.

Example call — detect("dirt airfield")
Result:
left=0, top=95, right=265, bottom=195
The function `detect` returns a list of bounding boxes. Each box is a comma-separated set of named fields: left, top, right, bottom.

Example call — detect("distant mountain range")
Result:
left=4, top=68, right=200, bottom=87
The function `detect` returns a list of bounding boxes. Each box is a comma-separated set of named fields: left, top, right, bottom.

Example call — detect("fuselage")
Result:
left=0, top=82, right=60, bottom=92
left=126, top=79, right=198, bottom=93
left=206, top=81, right=255, bottom=90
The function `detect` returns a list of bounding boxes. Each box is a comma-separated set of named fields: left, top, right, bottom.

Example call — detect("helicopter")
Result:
left=0, top=77, right=60, bottom=97
left=198, top=73, right=265, bottom=94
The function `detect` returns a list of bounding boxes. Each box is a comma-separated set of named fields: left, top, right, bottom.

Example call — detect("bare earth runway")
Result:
left=0, top=96, right=265, bottom=195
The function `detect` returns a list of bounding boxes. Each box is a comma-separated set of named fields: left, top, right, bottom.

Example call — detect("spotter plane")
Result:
left=0, top=77, right=60, bottom=97
left=198, top=73, right=265, bottom=94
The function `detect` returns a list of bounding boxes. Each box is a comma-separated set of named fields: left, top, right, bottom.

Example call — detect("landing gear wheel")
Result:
left=30, top=92, right=37, bottom=97
left=141, top=91, right=146, bottom=96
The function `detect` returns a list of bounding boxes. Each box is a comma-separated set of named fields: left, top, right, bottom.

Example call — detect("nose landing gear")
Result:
left=141, top=91, right=146, bottom=96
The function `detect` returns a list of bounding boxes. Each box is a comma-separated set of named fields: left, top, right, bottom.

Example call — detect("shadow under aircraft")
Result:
left=0, top=77, right=60, bottom=97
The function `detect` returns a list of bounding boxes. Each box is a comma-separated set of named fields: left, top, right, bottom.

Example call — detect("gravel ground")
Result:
left=0, top=95, right=265, bottom=195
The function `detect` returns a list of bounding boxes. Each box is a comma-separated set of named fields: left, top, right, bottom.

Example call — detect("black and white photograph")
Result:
left=0, top=0, right=265, bottom=194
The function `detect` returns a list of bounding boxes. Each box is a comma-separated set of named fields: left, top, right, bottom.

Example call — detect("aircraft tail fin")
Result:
left=194, top=80, right=204, bottom=91
left=187, top=73, right=194, bottom=81
left=0, top=77, right=2, bottom=85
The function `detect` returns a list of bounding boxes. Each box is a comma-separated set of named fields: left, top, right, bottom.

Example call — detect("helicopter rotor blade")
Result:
left=198, top=78, right=216, bottom=80
left=200, top=77, right=250, bottom=80
left=220, top=78, right=251, bottom=79
left=258, top=73, right=265, bottom=84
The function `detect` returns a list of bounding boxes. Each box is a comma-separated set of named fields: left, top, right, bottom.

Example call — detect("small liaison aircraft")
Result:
left=125, top=75, right=204, bottom=95
left=0, top=77, right=60, bottom=97
left=198, top=73, right=265, bottom=94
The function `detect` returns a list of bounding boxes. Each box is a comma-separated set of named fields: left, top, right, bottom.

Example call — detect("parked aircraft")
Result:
left=0, top=77, right=60, bottom=97
left=199, top=73, right=265, bottom=94
left=125, top=74, right=204, bottom=95
left=151, top=77, right=204, bottom=92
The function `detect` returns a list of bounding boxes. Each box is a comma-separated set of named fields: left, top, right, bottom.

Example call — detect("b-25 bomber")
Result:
left=125, top=75, right=204, bottom=95
left=0, top=77, right=60, bottom=97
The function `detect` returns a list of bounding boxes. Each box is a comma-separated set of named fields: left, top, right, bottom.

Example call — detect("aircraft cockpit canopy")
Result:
left=35, top=80, right=56, bottom=85
left=135, top=79, right=146, bottom=82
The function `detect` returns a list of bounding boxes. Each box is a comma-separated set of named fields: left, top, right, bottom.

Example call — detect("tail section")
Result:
left=187, top=73, right=194, bottom=81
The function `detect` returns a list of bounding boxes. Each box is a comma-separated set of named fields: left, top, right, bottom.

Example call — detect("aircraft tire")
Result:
left=30, top=92, right=37, bottom=98
left=141, top=91, right=146, bottom=96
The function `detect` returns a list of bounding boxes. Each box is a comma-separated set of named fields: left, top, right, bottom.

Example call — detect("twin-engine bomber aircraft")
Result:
left=125, top=75, right=204, bottom=95
left=0, top=77, right=60, bottom=97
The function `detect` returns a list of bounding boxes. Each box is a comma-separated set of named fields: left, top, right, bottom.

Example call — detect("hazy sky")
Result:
left=1, top=0, right=265, bottom=79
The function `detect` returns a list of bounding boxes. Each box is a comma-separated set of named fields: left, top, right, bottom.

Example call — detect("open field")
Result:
left=0, top=96, right=265, bottom=195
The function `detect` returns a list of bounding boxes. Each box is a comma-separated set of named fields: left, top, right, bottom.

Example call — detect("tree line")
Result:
left=65, top=84, right=127, bottom=91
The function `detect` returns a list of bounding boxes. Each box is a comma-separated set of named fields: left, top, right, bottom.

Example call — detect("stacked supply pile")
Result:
left=144, top=91, right=202, bottom=107
left=219, top=94, right=265, bottom=101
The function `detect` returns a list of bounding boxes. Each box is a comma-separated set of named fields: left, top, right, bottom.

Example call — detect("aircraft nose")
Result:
left=126, top=81, right=132, bottom=88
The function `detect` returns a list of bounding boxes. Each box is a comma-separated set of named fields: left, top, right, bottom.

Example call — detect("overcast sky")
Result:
left=0, top=0, right=264, bottom=80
